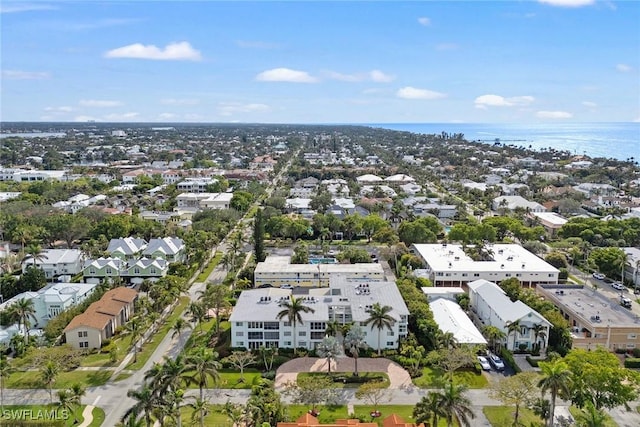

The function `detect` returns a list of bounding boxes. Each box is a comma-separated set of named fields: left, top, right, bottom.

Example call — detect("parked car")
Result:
left=612, top=282, right=626, bottom=291
left=280, top=284, right=293, bottom=289
left=477, top=356, right=491, bottom=371
left=592, top=272, right=606, bottom=280
left=489, top=353, right=505, bottom=371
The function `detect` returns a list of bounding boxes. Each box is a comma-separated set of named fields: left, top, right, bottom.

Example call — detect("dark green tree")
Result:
left=253, top=208, right=266, bottom=263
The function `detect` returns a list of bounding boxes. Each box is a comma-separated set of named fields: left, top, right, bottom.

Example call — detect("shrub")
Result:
left=632, top=348, right=640, bottom=358
left=615, top=347, right=628, bottom=354
left=500, top=348, right=521, bottom=373
left=261, top=370, right=276, bottom=380
left=624, top=358, right=640, bottom=369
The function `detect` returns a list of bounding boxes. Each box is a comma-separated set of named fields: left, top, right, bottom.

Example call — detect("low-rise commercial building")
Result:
left=254, top=255, right=384, bottom=288
left=537, top=285, right=640, bottom=351
left=430, top=298, right=487, bottom=346
left=412, top=243, right=559, bottom=287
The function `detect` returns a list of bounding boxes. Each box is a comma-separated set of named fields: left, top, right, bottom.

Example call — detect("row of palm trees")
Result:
left=125, top=346, right=221, bottom=427
left=482, top=322, right=547, bottom=353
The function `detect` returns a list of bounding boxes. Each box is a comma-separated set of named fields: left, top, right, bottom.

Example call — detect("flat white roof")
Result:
left=430, top=298, right=487, bottom=345
left=255, top=255, right=384, bottom=275
left=412, top=243, right=559, bottom=274
left=421, top=287, right=466, bottom=295
left=531, top=211, right=568, bottom=226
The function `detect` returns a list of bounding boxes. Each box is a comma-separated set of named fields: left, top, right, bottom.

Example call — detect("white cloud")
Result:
left=218, top=102, right=270, bottom=116
left=324, top=71, right=362, bottom=82
left=396, top=86, right=446, bottom=100
left=79, top=100, right=123, bottom=108
left=65, top=18, right=140, bottom=31
left=536, top=110, right=573, bottom=119
left=417, top=17, right=431, bottom=26
left=616, top=63, right=632, bottom=72
left=474, top=94, right=535, bottom=109
left=2, top=70, right=50, bottom=80
left=538, top=0, right=594, bottom=7
left=160, top=98, right=199, bottom=106
left=369, top=70, right=395, bottom=83
left=0, top=3, right=56, bottom=13
left=104, top=112, right=140, bottom=121
left=256, top=68, right=317, bottom=83
left=104, top=41, right=202, bottom=61
left=582, top=101, right=597, bottom=108
left=44, top=106, right=74, bottom=113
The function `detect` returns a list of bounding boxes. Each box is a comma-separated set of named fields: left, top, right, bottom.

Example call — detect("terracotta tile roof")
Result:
left=90, top=299, right=126, bottom=316
left=103, top=287, right=137, bottom=303
left=64, top=310, right=113, bottom=332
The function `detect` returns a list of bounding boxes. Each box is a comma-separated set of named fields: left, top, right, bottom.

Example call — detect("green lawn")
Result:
left=79, top=349, right=117, bottom=367
left=127, top=296, right=190, bottom=370
left=179, top=404, right=234, bottom=426
left=196, top=251, right=223, bottom=282
left=0, top=405, right=103, bottom=426
left=353, top=405, right=453, bottom=426
left=6, top=370, right=111, bottom=389
left=297, top=372, right=390, bottom=388
left=413, top=367, right=488, bottom=389
left=286, top=405, right=350, bottom=423
left=483, top=406, right=544, bottom=427
left=217, top=368, right=263, bottom=389
left=569, top=406, right=618, bottom=427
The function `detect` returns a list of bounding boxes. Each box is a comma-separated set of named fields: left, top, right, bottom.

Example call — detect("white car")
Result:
left=592, top=273, right=606, bottom=280
left=280, top=284, right=293, bottom=289
left=489, top=354, right=505, bottom=371
left=612, top=282, right=625, bottom=291
left=477, top=356, right=491, bottom=371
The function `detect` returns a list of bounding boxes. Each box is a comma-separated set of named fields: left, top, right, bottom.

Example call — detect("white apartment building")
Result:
left=492, top=196, right=546, bottom=213
left=230, top=276, right=409, bottom=350
left=254, top=255, right=385, bottom=288
left=176, top=192, right=233, bottom=209
left=430, top=298, right=487, bottom=346
left=22, top=249, right=84, bottom=280
left=176, top=178, right=218, bottom=193
left=411, top=243, right=559, bottom=287
left=468, top=279, right=551, bottom=351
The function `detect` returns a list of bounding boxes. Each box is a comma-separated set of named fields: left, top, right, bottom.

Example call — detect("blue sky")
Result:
left=1, top=0, right=639, bottom=123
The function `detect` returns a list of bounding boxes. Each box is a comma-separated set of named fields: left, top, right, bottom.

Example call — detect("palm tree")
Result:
left=482, top=325, right=506, bottom=353
left=538, top=360, right=573, bottom=427
left=69, top=383, right=86, bottom=423
left=187, top=301, right=207, bottom=331
left=57, top=389, right=75, bottom=422
left=325, top=320, right=340, bottom=337
left=125, top=316, right=145, bottom=363
left=201, top=282, right=230, bottom=336
left=437, top=331, right=458, bottom=350
left=185, top=346, right=221, bottom=402
left=0, top=355, right=14, bottom=414
left=24, top=243, right=46, bottom=268
left=506, top=319, right=521, bottom=351
left=126, top=385, right=156, bottom=427
left=344, top=324, right=367, bottom=376
left=40, top=361, right=59, bottom=404
left=414, top=391, right=445, bottom=427
left=189, top=397, right=210, bottom=427
left=438, top=382, right=475, bottom=427
left=276, top=296, right=315, bottom=349
left=171, top=317, right=192, bottom=347
left=316, top=336, right=341, bottom=373
left=363, top=303, right=395, bottom=355
left=9, top=298, right=37, bottom=340
left=532, top=324, right=548, bottom=352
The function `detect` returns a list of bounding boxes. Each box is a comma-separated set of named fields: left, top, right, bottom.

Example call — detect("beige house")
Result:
left=64, top=287, right=137, bottom=350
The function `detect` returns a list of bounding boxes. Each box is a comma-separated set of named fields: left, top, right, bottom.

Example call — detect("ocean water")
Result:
left=367, top=122, right=639, bottom=161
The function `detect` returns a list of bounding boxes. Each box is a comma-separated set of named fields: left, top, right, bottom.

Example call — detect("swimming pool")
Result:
left=309, top=257, right=337, bottom=264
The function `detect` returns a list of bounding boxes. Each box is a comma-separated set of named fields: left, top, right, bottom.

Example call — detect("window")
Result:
left=134, top=268, right=140, bottom=274
left=264, top=322, right=279, bottom=330
left=79, top=342, right=89, bottom=348
left=150, top=268, right=156, bottom=274
left=249, top=342, right=261, bottom=350
left=235, top=322, right=243, bottom=327
left=387, top=331, right=395, bottom=336
left=386, top=341, right=394, bottom=346
left=284, top=321, right=291, bottom=327
left=629, top=334, right=637, bottom=340
left=298, top=341, right=307, bottom=347
left=77, top=331, right=88, bottom=338
left=248, top=322, right=263, bottom=329
left=436, top=272, right=443, bottom=276
left=235, top=332, right=244, bottom=337
left=462, top=273, right=468, bottom=277
left=548, top=274, right=554, bottom=277
left=310, top=322, right=326, bottom=330
left=235, top=342, right=244, bottom=347
left=520, top=327, right=528, bottom=336
left=264, top=332, right=279, bottom=340
left=474, top=273, right=480, bottom=277
left=311, top=331, right=325, bottom=340
left=89, top=268, right=96, bottom=274
left=248, top=332, right=263, bottom=340
left=298, top=331, right=306, bottom=336
left=284, top=341, right=292, bottom=346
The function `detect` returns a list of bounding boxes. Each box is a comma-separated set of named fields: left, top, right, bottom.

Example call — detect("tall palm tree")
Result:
left=482, top=325, right=506, bottom=353
left=276, top=296, right=315, bottom=349
left=171, top=317, right=192, bottom=347
left=9, top=298, right=37, bottom=340
left=538, top=360, right=573, bottom=427
left=437, top=331, right=458, bottom=350
left=126, top=385, right=156, bottom=427
left=0, top=355, right=14, bottom=414
left=187, top=301, right=207, bottom=331
left=24, top=243, right=46, bottom=268
left=57, top=389, right=75, bottom=422
left=184, top=346, right=221, bottom=402
left=344, top=324, right=367, bottom=376
left=363, top=303, right=395, bottom=355
left=532, top=324, right=548, bottom=351
left=506, top=319, right=521, bottom=351
left=125, top=316, right=145, bottom=363
left=189, top=397, right=210, bottom=427
left=438, top=382, right=475, bottom=427
left=414, top=391, right=445, bottom=427
left=40, top=361, right=59, bottom=404
left=201, top=282, right=230, bottom=336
